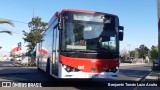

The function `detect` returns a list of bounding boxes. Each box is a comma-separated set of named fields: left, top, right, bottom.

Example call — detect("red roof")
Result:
left=48, top=12, right=60, bottom=27
left=61, top=9, right=117, bottom=16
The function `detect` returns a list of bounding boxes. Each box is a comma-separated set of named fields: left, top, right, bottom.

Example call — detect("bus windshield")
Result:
left=61, top=13, right=118, bottom=52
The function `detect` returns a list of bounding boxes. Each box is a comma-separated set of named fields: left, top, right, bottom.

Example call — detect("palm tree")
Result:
left=0, top=18, right=14, bottom=35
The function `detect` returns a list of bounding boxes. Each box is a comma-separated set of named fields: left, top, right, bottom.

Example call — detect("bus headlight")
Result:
left=105, top=66, right=118, bottom=73
left=63, top=65, right=67, bottom=68
left=62, top=64, right=80, bottom=72
left=116, top=67, right=119, bottom=69
left=66, top=66, right=72, bottom=72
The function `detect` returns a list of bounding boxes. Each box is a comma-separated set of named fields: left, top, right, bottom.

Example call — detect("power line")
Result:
left=10, top=20, right=28, bottom=24
left=11, top=20, right=28, bottom=24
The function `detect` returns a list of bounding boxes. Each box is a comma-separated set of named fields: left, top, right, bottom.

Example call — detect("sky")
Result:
left=0, top=0, right=158, bottom=56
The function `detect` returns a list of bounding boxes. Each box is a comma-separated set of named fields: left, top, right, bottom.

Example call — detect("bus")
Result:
left=36, top=9, right=124, bottom=79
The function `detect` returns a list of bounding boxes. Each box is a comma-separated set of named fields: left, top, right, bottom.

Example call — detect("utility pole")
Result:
left=128, top=44, right=131, bottom=58
left=33, top=9, right=34, bottom=18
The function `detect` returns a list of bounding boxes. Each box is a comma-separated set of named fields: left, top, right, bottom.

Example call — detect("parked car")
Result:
left=121, top=58, right=132, bottom=63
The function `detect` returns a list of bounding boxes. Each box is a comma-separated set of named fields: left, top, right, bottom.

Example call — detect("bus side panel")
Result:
left=37, top=43, right=48, bottom=72
left=51, top=27, right=59, bottom=77
left=37, top=26, right=54, bottom=73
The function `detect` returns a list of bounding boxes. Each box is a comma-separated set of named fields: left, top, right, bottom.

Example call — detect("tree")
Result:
left=150, top=45, right=158, bottom=60
left=134, top=48, right=139, bottom=59
left=138, top=44, right=149, bottom=59
left=0, top=18, right=14, bottom=26
left=23, top=17, right=47, bottom=66
left=130, top=50, right=135, bottom=58
left=0, top=18, right=14, bottom=35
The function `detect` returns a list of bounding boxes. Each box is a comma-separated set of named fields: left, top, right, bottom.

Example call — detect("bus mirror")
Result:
left=58, top=17, right=63, bottom=30
left=118, top=26, right=124, bottom=41
left=118, top=26, right=124, bottom=30
left=119, top=31, right=123, bottom=41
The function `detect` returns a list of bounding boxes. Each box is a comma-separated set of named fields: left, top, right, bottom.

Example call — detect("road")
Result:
left=0, top=61, right=153, bottom=90
left=118, top=63, right=152, bottom=81
left=0, top=61, right=51, bottom=81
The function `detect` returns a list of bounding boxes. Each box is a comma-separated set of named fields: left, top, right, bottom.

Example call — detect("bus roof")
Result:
left=48, top=12, right=60, bottom=27
left=48, top=9, right=117, bottom=27
left=61, top=9, right=117, bottom=16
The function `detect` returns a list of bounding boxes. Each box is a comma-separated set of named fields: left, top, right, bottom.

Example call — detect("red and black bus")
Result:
left=36, top=9, right=124, bottom=78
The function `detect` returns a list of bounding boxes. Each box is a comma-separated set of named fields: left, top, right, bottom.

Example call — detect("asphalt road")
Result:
left=0, top=61, right=153, bottom=90
left=118, top=63, right=152, bottom=81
